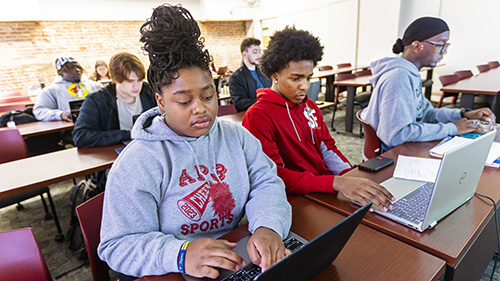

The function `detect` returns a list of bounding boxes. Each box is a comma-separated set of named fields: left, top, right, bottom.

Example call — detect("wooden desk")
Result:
left=313, top=65, right=368, bottom=102
left=139, top=197, right=445, bottom=281
left=332, top=75, right=371, bottom=133
left=0, top=121, right=74, bottom=138
left=218, top=111, right=245, bottom=125
left=305, top=141, right=499, bottom=281
left=0, top=145, right=121, bottom=199
left=440, top=68, right=500, bottom=110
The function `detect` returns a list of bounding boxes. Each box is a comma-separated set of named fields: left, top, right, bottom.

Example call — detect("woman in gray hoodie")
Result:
left=97, top=4, right=291, bottom=280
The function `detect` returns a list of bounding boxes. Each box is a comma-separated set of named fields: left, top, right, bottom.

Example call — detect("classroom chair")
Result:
left=354, top=69, right=372, bottom=92
left=477, top=64, right=491, bottom=73
left=0, top=129, right=64, bottom=241
left=356, top=109, right=380, bottom=161
left=217, top=104, right=237, bottom=116
left=454, top=70, right=474, bottom=80
left=0, top=228, right=53, bottom=281
left=488, top=61, right=500, bottom=69
left=437, top=74, right=461, bottom=108
left=317, top=65, right=333, bottom=95
left=306, top=80, right=321, bottom=103
left=336, top=63, right=352, bottom=69
left=354, top=69, right=372, bottom=77
left=318, top=65, right=333, bottom=71
left=76, top=192, right=111, bottom=281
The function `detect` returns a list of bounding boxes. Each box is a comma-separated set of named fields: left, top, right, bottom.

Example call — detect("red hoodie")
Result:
left=242, top=88, right=352, bottom=196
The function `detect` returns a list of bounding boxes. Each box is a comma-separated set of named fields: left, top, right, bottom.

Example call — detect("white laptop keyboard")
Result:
left=387, top=182, right=434, bottom=224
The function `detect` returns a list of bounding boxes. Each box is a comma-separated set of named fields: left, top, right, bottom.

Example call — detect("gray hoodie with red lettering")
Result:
left=98, top=107, right=291, bottom=277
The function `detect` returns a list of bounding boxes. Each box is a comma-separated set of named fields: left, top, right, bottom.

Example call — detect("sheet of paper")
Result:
left=393, top=155, right=441, bottom=183
left=486, top=142, right=500, bottom=168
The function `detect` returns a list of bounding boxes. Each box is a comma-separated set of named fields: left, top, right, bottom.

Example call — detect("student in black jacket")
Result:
left=229, top=38, right=272, bottom=112
left=73, top=52, right=156, bottom=148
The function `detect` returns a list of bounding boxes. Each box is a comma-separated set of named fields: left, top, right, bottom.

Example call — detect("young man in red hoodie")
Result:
left=242, top=27, right=394, bottom=212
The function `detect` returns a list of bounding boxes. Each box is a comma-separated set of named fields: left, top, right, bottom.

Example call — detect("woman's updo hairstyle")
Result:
left=140, top=4, right=212, bottom=93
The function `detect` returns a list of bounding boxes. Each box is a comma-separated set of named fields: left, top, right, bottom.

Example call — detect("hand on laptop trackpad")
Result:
left=380, top=178, right=426, bottom=201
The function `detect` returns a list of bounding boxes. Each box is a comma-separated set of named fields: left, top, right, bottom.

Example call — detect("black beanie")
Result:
left=392, top=17, right=449, bottom=54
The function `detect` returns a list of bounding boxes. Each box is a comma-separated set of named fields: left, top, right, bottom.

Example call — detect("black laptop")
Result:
left=185, top=203, right=371, bottom=281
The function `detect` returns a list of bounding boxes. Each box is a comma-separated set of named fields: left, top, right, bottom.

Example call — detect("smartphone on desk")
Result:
left=358, top=156, right=394, bottom=172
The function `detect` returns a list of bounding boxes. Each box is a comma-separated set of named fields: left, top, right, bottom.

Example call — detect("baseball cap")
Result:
left=55, top=57, right=77, bottom=70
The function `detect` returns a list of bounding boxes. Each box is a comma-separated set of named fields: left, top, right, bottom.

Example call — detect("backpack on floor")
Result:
left=67, top=178, right=102, bottom=260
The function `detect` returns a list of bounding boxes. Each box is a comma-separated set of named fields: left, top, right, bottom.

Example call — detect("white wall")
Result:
left=1, top=0, right=42, bottom=21
left=357, top=0, right=401, bottom=66
left=253, top=0, right=359, bottom=67
left=440, top=0, right=500, bottom=75
left=399, top=0, right=500, bottom=92
left=198, top=0, right=254, bottom=21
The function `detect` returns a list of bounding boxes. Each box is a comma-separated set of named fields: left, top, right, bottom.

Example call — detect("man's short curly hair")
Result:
left=240, top=38, right=261, bottom=53
left=140, top=4, right=212, bottom=93
left=260, top=26, right=324, bottom=77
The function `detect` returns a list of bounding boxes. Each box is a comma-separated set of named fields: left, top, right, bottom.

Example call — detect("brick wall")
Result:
left=0, top=20, right=247, bottom=95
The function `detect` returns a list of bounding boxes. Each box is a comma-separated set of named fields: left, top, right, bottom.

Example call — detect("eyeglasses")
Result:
left=424, top=41, right=450, bottom=54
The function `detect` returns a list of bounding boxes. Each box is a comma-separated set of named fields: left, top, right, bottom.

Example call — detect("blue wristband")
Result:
left=178, top=241, right=191, bottom=274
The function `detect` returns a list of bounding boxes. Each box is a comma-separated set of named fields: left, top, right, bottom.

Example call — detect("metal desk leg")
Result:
left=345, top=86, right=355, bottom=133
left=493, top=92, right=500, bottom=123
left=325, top=76, right=335, bottom=102
left=460, top=94, right=475, bottom=109
left=424, top=69, right=434, bottom=100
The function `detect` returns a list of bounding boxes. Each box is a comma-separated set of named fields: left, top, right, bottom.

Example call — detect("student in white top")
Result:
left=33, top=57, right=102, bottom=121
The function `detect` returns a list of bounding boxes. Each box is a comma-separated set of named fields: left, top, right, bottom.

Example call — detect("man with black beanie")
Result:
left=361, top=17, right=495, bottom=153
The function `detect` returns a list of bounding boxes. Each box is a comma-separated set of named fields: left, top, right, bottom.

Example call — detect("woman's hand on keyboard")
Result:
left=185, top=238, right=245, bottom=278
left=247, top=227, right=292, bottom=272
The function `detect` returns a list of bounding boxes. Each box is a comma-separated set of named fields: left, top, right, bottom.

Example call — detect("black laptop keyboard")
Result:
left=222, top=237, right=305, bottom=281
left=387, top=182, right=434, bottom=224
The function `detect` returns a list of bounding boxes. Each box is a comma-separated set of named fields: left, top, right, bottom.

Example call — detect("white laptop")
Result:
left=368, top=130, right=495, bottom=232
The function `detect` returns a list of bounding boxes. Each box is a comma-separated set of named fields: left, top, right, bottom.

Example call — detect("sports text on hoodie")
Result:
left=33, top=79, right=102, bottom=121
left=242, top=88, right=352, bottom=197
left=97, top=107, right=292, bottom=277
left=361, top=57, right=461, bottom=153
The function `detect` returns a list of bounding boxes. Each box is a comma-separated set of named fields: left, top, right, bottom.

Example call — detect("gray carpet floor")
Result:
left=1, top=105, right=499, bottom=281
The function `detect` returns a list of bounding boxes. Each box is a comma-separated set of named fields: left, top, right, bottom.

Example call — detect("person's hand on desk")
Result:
left=247, top=227, right=291, bottom=272
left=333, top=176, right=395, bottom=212
left=60, top=110, right=72, bottom=122
left=184, top=237, right=245, bottom=278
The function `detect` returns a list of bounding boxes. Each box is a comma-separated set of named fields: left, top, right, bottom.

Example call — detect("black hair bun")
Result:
left=392, top=38, right=404, bottom=54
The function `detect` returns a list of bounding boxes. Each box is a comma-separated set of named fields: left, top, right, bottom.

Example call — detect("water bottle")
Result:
left=7, top=113, right=16, bottom=128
